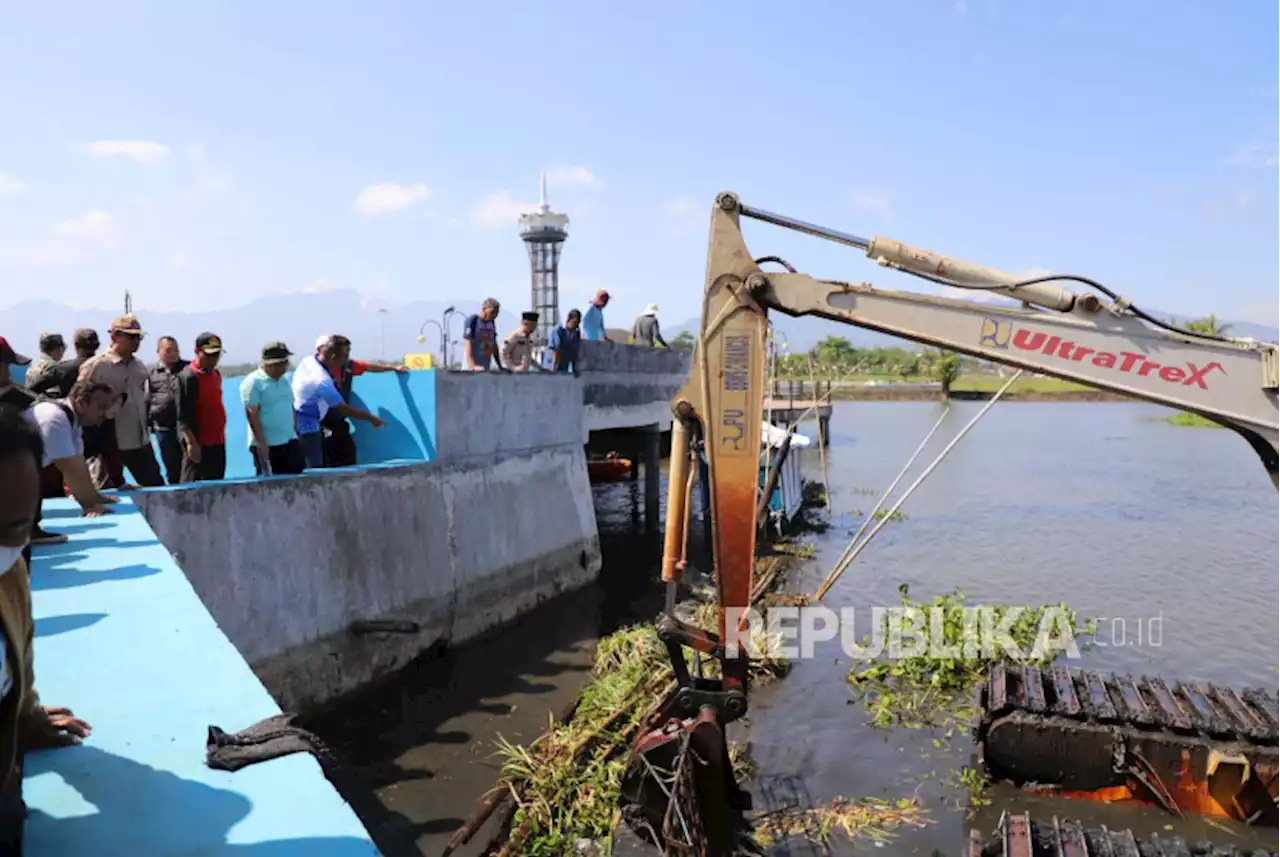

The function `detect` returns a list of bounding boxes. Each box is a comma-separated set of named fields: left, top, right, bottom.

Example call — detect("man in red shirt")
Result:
left=316, top=334, right=406, bottom=468
left=175, top=332, right=228, bottom=482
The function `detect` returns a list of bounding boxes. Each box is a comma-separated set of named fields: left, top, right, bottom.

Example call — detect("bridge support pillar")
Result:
left=642, top=424, right=660, bottom=533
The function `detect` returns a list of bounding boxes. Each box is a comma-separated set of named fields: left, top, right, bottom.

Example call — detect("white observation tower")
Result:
left=518, top=171, right=569, bottom=345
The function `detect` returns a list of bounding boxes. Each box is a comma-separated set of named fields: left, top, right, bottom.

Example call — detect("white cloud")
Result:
left=852, top=190, right=894, bottom=223
left=169, top=253, right=190, bottom=269
left=353, top=182, right=431, bottom=216
left=472, top=190, right=537, bottom=229
left=53, top=210, right=120, bottom=248
left=0, top=172, right=27, bottom=197
left=662, top=196, right=703, bottom=236
left=83, top=140, right=171, bottom=166
left=545, top=165, right=600, bottom=189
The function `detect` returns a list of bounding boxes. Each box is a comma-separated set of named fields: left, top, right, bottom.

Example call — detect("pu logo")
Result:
left=979, top=318, right=1012, bottom=349
left=403, top=353, right=434, bottom=370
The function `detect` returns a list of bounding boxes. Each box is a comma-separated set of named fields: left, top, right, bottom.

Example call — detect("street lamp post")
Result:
left=442, top=306, right=461, bottom=369
left=416, top=320, right=445, bottom=367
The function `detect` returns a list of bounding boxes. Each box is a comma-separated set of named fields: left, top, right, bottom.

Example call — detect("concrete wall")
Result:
left=205, top=368, right=437, bottom=479
left=578, top=341, right=691, bottom=438
left=132, top=370, right=601, bottom=711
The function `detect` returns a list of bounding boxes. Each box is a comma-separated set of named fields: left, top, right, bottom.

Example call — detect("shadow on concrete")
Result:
left=36, top=537, right=158, bottom=553
left=29, top=562, right=162, bottom=592
left=25, top=743, right=378, bottom=855
left=40, top=503, right=141, bottom=520
left=35, top=613, right=108, bottom=638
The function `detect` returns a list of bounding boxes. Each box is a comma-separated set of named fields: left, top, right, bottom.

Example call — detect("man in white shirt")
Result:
left=23, top=381, right=119, bottom=563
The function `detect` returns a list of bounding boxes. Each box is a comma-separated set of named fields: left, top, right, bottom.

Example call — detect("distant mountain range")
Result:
left=2, top=290, right=1275, bottom=363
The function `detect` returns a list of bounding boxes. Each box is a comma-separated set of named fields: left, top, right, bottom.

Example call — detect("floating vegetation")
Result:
left=851, top=486, right=879, bottom=496
left=753, top=795, right=931, bottom=849
left=1166, top=412, right=1222, bottom=428
left=477, top=551, right=803, bottom=855
left=801, top=481, right=828, bottom=507
left=774, top=540, right=815, bottom=559
left=872, top=508, right=909, bottom=523
left=848, top=584, right=1095, bottom=729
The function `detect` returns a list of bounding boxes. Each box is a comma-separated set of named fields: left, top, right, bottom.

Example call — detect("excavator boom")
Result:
left=621, top=193, right=1280, bottom=854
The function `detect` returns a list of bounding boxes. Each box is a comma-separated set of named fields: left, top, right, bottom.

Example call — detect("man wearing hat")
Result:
left=78, top=314, right=164, bottom=487
left=501, top=311, right=541, bottom=372
left=176, top=332, right=228, bottom=482
left=631, top=303, right=669, bottom=348
left=240, top=342, right=303, bottom=476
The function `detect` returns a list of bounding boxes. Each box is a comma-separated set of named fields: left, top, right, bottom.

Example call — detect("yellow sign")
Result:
left=404, top=352, right=434, bottom=370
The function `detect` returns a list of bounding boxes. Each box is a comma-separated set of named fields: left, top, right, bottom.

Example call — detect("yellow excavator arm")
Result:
left=623, top=192, right=1279, bottom=856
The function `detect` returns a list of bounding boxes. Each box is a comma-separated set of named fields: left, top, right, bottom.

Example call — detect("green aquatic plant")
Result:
left=1166, top=412, right=1221, bottom=428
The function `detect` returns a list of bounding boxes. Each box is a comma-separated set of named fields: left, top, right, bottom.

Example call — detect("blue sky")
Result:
left=0, top=1, right=1276, bottom=328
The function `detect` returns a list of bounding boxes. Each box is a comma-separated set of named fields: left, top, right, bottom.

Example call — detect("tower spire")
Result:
left=538, top=168, right=548, bottom=212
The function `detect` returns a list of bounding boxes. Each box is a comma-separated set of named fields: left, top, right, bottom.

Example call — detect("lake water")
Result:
left=311, top=400, right=1279, bottom=856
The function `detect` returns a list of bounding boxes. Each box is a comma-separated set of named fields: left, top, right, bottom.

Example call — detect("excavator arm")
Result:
left=622, top=192, right=1279, bottom=856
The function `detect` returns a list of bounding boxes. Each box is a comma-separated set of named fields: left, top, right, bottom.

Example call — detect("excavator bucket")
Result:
left=620, top=703, right=748, bottom=855
left=976, top=664, right=1280, bottom=825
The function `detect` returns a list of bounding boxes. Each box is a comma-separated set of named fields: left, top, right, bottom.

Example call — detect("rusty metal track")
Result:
left=966, top=812, right=1278, bottom=857
left=979, top=664, right=1279, bottom=744
left=977, top=665, right=1280, bottom=826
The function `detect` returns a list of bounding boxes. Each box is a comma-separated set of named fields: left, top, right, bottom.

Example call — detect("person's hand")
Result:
left=81, top=504, right=110, bottom=517
left=394, top=365, right=409, bottom=374
left=26, top=705, right=92, bottom=749
left=185, top=440, right=202, bottom=463
left=370, top=416, right=385, bottom=429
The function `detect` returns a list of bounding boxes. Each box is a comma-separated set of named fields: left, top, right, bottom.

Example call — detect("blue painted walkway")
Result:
left=22, top=497, right=382, bottom=855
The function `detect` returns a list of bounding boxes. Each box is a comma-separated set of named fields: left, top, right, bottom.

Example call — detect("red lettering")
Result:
left=1118, top=352, right=1144, bottom=372
left=1000, top=326, right=1223, bottom=390
left=1013, top=329, right=1045, bottom=351
left=1182, top=361, right=1224, bottom=389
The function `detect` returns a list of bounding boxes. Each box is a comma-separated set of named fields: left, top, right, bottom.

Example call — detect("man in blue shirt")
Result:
left=291, top=337, right=383, bottom=469
left=582, top=290, right=610, bottom=342
left=240, top=341, right=303, bottom=476
left=462, top=298, right=504, bottom=371
left=548, top=310, right=583, bottom=376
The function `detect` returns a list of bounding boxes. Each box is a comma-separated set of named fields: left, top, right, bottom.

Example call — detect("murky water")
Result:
left=312, top=401, right=1278, bottom=856
left=741, top=401, right=1278, bottom=855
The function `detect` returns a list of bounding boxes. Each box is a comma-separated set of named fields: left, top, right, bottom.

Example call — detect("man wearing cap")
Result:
left=176, top=333, right=228, bottom=482
left=314, top=334, right=406, bottom=467
left=501, top=312, right=540, bottom=372
left=241, top=342, right=303, bottom=476
left=24, top=333, right=66, bottom=391
left=631, top=303, right=669, bottom=348
left=78, top=314, right=164, bottom=488
left=0, top=338, right=34, bottom=413
left=582, top=290, right=611, bottom=343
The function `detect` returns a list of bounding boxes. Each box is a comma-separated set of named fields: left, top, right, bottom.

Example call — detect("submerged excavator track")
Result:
left=975, top=664, right=1280, bottom=825
left=966, top=811, right=1279, bottom=857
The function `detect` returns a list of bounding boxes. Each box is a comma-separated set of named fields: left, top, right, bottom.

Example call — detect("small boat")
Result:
left=587, top=452, right=633, bottom=483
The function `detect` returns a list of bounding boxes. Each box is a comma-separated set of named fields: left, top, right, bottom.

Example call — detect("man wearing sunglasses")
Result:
left=77, top=314, right=164, bottom=487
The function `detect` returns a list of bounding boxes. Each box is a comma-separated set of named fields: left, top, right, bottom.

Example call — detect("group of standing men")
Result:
left=1, top=317, right=405, bottom=545
left=461, top=290, right=666, bottom=375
